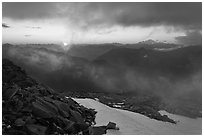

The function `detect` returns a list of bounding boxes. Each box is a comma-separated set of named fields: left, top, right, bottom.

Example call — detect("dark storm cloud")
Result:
left=2, top=23, right=10, bottom=28
left=2, top=2, right=57, bottom=20
left=175, top=31, right=202, bottom=45
left=77, top=2, right=201, bottom=30
left=3, top=2, right=202, bottom=30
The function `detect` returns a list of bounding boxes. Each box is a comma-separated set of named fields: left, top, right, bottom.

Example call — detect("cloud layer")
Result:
left=3, top=2, right=201, bottom=30
left=2, top=2, right=202, bottom=45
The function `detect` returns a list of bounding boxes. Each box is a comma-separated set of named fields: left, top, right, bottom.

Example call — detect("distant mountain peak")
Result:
left=138, top=39, right=159, bottom=45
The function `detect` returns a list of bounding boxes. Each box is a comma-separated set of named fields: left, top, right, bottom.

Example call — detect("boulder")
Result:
left=17, top=79, right=34, bottom=88
left=15, top=118, right=25, bottom=127
left=89, top=126, right=107, bottom=135
left=24, top=117, right=36, bottom=124
left=36, top=97, right=58, bottom=115
left=3, top=85, right=19, bottom=100
left=26, top=124, right=47, bottom=135
left=77, top=122, right=89, bottom=131
left=58, top=103, right=71, bottom=118
left=51, top=123, right=65, bottom=135
left=32, top=101, right=53, bottom=118
left=56, top=116, right=72, bottom=128
left=64, top=97, right=78, bottom=107
left=70, top=109, right=84, bottom=123
left=89, top=108, right=97, bottom=116
left=64, top=121, right=79, bottom=134
left=106, top=122, right=117, bottom=130
left=52, top=100, right=71, bottom=118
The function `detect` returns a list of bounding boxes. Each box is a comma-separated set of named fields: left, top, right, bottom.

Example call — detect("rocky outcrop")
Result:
left=2, top=59, right=98, bottom=135
left=88, top=122, right=119, bottom=135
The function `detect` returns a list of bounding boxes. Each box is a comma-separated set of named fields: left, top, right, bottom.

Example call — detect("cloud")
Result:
left=3, top=2, right=201, bottom=30
left=3, top=2, right=202, bottom=45
left=26, top=26, right=41, bottom=29
left=2, top=2, right=57, bottom=20
left=2, top=23, right=10, bottom=28
left=24, top=34, right=32, bottom=37
left=3, top=44, right=201, bottom=113
left=175, top=30, right=202, bottom=45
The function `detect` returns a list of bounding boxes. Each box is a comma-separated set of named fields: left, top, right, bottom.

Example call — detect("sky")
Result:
left=2, top=2, right=202, bottom=45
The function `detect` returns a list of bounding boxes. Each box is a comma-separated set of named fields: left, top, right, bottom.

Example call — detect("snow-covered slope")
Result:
left=73, top=98, right=202, bottom=135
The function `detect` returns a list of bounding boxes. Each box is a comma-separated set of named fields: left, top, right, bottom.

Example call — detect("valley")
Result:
left=2, top=42, right=202, bottom=124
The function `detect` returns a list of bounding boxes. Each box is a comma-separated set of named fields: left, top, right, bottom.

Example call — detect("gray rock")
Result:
left=89, top=126, right=107, bottom=135
left=3, top=85, right=19, bottom=100
left=15, top=118, right=25, bottom=127
left=32, top=101, right=53, bottom=118
left=26, top=124, right=47, bottom=135
left=70, top=109, right=84, bottom=123
left=106, top=121, right=117, bottom=130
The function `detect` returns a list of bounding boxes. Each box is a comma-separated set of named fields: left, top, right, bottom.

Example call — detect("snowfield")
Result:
left=73, top=98, right=202, bottom=135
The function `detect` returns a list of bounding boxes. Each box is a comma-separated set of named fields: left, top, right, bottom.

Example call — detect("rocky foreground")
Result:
left=2, top=59, right=118, bottom=135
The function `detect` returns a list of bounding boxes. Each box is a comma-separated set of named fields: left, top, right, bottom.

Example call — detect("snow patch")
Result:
left=112, top=105, right=122, bottom=108
left=73, top=98, right=202, bottom=135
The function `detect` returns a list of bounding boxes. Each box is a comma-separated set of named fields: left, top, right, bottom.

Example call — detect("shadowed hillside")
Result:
left=2, top=44, right=202, bottom=119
